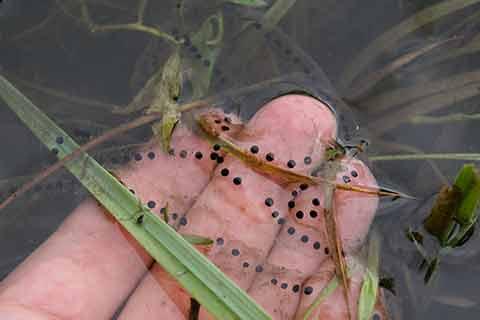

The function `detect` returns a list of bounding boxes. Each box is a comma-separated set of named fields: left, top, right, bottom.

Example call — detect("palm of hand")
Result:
left=0, top=95, right=387, bottom=320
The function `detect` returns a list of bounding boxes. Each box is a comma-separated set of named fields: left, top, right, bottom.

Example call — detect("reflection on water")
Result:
left=1, top=0, right=480, bottom=319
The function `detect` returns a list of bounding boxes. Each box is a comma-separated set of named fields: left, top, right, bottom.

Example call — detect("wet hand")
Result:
left=0, top=95, right=386, bottom=320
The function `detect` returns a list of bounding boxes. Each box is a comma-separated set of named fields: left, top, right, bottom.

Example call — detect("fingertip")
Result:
left=250, top=94, right=337, bottom=142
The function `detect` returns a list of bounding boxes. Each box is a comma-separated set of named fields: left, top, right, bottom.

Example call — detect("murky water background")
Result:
left=1, top=0, right=480, bottom=318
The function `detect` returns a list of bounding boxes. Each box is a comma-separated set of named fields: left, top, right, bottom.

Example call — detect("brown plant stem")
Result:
left=0, top=99, right=208, bottom=211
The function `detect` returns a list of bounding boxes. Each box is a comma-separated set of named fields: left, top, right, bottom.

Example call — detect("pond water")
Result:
left=1, top=0, right=480, bottom=319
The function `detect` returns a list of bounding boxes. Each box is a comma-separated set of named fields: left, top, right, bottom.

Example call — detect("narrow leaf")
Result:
left=151, top=103, right=180, bottom=152
left=347, top=39, right=454, bottom=101
left=424, top=164, right=480, bottom=247
left=181, top=233, right=214, bottom=246
left=357, top=231, right=380, bottom=320
left=340, top=0, right=480, bottom=90
left=361, top=69, right=480, bottom=116
left=358, top=271, right=378, bottom=320
left=224, top=0, right=267, bottom=7
left=302, top=276, right=339, bottom=320
left=368, top=80, right=480, bottom=134
left=261, top=0, right=297, bottom=30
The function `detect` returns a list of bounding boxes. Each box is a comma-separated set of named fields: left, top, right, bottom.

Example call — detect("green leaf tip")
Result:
left=182, top=234, right=214, bottom=246
left=423, top=184, right=461, bottom=244
left=302, top=276, right=339, bottom=320
left=454, top=164, right=480, bottom=225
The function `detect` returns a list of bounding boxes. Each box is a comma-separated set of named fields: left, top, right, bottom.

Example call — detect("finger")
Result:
left=294, top=259, right=389, bottom=320
left=247, top=158, right=379, bottom=319
left=115, top=124, right=219, bottom=228
left=118, top=94, right=337, bottom=319
left=0, top=124, right=216, bottom=320
left=116, top=272, right=186, bottom=320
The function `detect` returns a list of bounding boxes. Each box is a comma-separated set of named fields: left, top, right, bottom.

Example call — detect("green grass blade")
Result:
left=182, top=233, right=214, bottom=245
left=146, top=48, right=182, bottom=152
left=370, top=153, right=480, bottom=162
left=302, top=276, right=339, bottom=320
left=448, top=164, right=480, bottom=245
left=347, top=39, right=452, bottom=101
left=339, top=0, right=480, bottom=90
left=411, top=35, right=480, bottom=72
left=368, top=80, right=480, bottom=134
left=0, top=74, right=271, bottom=320
left=261, top=0, right=297, bottom=30
left=358, top=271, right=377, bottom=320
left=224, top=0, right=268, bottom=7
left=411, top=113, right=480, bottom=124
left=357, top=231, right=380, bottom=320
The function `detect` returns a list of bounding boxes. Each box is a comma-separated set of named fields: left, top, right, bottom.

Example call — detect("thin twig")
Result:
left=411, top=113, right=480, bottom=124
left=13, top=0, right=131, bottom=41
left=373, top=139, right=449, bottom=185
left=4, top=72, right=119, bottom=111
left=54, top=0, right=85, bottom=26
left=0, top=143, right=144, bottom=191
left=370, top=153, right=480, bottom=161
left=56, top=118, right=110, bottom=131
left=368, top=81, right=480, bottom=134
left=339, top=0, right=480, bottom=91
left=347, top=38, right=457, bottom=101
left=90, top=22, right=179, bottom=44
left=323, top=161, right=353, bottom=320
left=12, top=5, right=64, bottom=41
left=76, top=0, right=179, bottom=45
left=360, top=70, right=480, bottom=115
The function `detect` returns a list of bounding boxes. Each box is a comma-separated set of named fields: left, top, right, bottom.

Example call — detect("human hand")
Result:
left=0, top=95, right=388, bottom=320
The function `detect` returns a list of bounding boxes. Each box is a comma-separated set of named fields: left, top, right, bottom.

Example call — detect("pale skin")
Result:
left=0, top=95, right=387, bottom=320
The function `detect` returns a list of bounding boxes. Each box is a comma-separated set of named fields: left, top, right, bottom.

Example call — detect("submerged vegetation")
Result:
left=1, top=0, right=480, bottom=319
